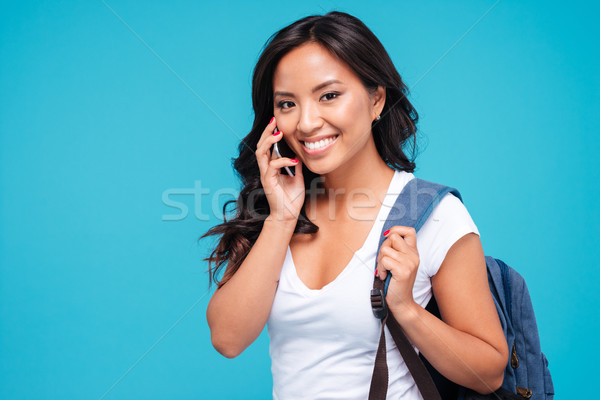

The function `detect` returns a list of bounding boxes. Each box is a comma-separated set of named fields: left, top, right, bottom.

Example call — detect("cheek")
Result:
left=328, top=97, right=372, bottom=131
left=273, top=112, right=293, bottom=133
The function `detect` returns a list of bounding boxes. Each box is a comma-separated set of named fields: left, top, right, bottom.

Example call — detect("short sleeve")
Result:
left=416, top=192, right=480, bottom=278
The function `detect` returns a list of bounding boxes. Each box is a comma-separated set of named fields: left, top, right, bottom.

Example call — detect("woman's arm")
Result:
left=206, top=216, right=296, bottom=358
left=207, top=117, right=305, bottom=358
left=377, top=229, right=509, bottom=394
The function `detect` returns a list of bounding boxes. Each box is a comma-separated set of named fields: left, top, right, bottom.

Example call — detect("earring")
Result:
left=375, top=115, right=381, bottom=121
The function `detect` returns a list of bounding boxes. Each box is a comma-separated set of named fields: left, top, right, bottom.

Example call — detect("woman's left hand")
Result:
left=375, top=226, right=420, bottom=314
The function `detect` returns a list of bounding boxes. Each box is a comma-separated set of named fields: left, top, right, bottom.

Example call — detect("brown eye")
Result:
left=277, top=101, right=294, bottom=109
left=321, top=92, right=339, bottom=101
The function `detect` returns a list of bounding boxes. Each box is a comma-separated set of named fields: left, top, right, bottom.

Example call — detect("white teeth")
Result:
left=304, top=136, right=337, bottom=150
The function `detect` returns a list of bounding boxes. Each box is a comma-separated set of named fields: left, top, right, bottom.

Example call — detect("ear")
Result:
left=370, top=85, right=386, bottom=120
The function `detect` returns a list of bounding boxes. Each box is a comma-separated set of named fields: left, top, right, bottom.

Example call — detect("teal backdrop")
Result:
left=1, top=0, right=598, bottom=398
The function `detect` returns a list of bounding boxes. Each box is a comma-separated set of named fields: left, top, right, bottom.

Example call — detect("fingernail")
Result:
left=375, top=269, right=378, bottom=277
left=383, top=229, right=390, bottom=236
left=273, top=130, right=281, bottom=136
left=291, top=159, right=298, bottom=163
left=269, top=117, right=275, bottom=124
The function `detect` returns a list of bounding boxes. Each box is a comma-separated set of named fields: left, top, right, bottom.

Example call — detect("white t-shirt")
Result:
left=266, top=170, right=480, bottom=399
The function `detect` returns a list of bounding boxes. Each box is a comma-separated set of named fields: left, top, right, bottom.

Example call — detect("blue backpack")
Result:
left=369, top=178, right=554, bottom=400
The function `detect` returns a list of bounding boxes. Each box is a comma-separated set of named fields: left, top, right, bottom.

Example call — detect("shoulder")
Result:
left=416, top=189, right=480, bottom=277
left=431, top=192, right=472, bottom=221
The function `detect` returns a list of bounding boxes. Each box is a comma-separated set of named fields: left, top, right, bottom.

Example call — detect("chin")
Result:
left=303, top=160, right=341, bottom=177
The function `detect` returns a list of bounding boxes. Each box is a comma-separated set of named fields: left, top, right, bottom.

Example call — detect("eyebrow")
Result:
left=273, top=79, right=343, bottom=98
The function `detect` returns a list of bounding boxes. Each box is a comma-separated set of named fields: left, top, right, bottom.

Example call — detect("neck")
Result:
left=315, top=139, right=396, bottom=220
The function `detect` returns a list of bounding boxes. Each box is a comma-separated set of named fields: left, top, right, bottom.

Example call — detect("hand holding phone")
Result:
left=257, top=118, right=305, bottom=222
left=271, top=127, right=297, bottom=177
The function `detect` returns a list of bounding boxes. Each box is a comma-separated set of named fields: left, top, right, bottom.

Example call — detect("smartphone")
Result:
left=272, top=127, right=296, bottom=177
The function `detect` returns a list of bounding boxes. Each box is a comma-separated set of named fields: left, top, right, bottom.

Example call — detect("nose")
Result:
left=297, top=100, right=323, bottom=135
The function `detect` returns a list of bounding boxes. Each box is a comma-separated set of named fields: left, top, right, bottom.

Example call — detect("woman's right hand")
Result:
left=255, top=117, right=305, bottom=223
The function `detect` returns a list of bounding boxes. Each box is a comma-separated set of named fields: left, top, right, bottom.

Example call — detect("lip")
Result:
left=301, top=134, right=339, bottom=156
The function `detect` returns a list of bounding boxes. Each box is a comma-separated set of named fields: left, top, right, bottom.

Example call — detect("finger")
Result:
left=283, top=156, right=303, bottom=181
left=376, top=244, right=409, bottom=281
left=256, top=123, right=281, bottom=171
left=264, top=156, right=299, bottom=183
left=256, top=117, right=278, bottom=150
left=376, top=243, right=402, bottom=265
left=388, top=233, right=411, bottom=254
left=293, top=157, right=303, bottom=180
left=268, top=157, right=299, bottom=171
left=379, top=230, right=410, bottom=256
left=375, top=263, right=387, bottom=281
left=376, top=255, right=403, bottom=282
left=256, top=127, right=282, bottom=157
left=256, top=129, right=284, bottom=175
left=379, top=254, right=416, bottom=282
left=383, top=226, right=417, bottom=248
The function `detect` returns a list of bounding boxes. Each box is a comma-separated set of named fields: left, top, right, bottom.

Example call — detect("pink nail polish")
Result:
left=273, top=130, right=281, bottom=136
left=269, top=117, right=274, bottom=124
left=291, top=159, right=298, bottom=163
left=383, top=229, right=390, bottom=236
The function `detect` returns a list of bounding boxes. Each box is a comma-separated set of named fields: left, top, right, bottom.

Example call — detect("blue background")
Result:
left=1, top=0, right=597, bottom=398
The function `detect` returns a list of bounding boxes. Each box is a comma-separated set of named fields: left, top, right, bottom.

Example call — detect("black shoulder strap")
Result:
left=368, top=177, right=461, bottom=400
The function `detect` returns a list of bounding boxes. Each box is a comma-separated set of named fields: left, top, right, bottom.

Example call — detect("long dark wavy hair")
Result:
left=200, top=11, right=420, bottom=288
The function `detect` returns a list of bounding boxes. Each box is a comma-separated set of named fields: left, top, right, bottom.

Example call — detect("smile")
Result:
left=301, top=135, right=339, bottom=154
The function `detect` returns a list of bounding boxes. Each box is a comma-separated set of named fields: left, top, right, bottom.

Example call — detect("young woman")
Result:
left=202, top=11, right=508, bottom=399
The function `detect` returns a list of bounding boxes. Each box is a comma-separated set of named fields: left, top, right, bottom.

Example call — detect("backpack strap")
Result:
left=369, top=177, right=461, bottom=400
left=379, top=177, right=462, bottom=296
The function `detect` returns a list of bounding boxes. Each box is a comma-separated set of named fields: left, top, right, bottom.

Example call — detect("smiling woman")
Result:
left=200, top=10, right=508, bottom=400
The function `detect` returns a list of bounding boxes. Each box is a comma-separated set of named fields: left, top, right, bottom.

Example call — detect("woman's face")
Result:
left=272, top=42, right=385, bottom=176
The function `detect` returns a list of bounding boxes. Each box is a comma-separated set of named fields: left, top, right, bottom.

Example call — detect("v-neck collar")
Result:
left=286, top=170, right=404, bottom=295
